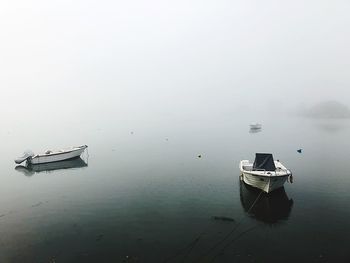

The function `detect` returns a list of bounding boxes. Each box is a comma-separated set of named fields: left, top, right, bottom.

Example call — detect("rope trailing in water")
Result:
left=196, top=178, right=284, bottom=262
left=209, top=225, right=259, bottom=263
left=204, top=176, right=283, bottom=262
left=165, top=175, right=282, bottom=262
left=163, top=171, right=224, bottom=263
left=163, top=233, right=204, bottom=263
left=194, top=186, right=265, bottom=262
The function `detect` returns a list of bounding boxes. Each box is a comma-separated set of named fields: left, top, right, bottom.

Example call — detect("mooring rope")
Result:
left=194, top=183, right=265, bottom=262
left=164, top=173, right=282, bottom=263
left=163, top=182, right=223, bottom=263
left=209, top=225, right=259, bottom=263
left=164, top=212, right=236, bottom=263
left=203, top=176, right=282, bottom=262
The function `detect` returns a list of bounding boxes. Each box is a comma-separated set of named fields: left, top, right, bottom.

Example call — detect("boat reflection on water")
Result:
left=239, top=180, right=293, bottom=224
left=249, top=127, right=262, bottom=134
left=15, top=157, right=88, bottom=176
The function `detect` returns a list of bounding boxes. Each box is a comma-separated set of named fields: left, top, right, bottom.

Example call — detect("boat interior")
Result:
left=242, top=164, right=253, bottom=171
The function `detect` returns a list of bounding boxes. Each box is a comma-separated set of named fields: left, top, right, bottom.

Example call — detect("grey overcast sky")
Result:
left=1, top=0, right=349, bottom=121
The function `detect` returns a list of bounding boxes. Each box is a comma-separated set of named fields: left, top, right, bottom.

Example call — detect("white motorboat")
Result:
left=239, top=153, right=292, bottom=193
left=15, top=145, right=88, bottom=165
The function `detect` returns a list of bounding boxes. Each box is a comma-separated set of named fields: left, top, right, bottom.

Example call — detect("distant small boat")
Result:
left=15, top=145, right=88, bottom=165
left=239, top=153, right=292, bottom=193
left=250, top=123, right=262, bottom=129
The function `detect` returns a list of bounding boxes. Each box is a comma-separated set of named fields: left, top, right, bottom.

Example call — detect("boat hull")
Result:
left=241, top=172, right=288, bottom=193
left=29, top=146, right=87, bottom=165
left=15, top=158, right=88, bottom=176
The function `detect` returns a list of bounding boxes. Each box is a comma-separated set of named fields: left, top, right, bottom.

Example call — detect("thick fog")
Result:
left=1, top=0, right=349, bottom=121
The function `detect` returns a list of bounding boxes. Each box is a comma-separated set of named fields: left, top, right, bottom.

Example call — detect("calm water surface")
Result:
left=0, top=116, right=349, bottom=262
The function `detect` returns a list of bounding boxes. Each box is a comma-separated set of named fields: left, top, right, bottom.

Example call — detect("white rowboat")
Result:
left=15, top=145, right=88, bottom=165
left=239, top=153, right=292, bottom=193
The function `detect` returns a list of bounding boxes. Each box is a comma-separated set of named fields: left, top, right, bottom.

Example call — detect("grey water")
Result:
left=1, top=115, right=350, bottom=262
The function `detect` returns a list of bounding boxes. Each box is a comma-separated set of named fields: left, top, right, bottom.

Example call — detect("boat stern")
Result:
left=14, top=150, right=35, bottom=164
left=239, top=160, right=250, bottom=172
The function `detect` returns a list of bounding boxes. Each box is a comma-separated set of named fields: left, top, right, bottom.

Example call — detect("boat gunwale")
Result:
left=239, top=160, right=291, bottom=178
left=241, top=170, right=290, bottom=178
left=33, top=146, right=87, bottom=158
left=29, top=155, right=83, bottom=165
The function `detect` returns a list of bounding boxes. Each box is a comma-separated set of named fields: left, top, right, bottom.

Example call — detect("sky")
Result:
left=1, top=0, right=349, bottom=121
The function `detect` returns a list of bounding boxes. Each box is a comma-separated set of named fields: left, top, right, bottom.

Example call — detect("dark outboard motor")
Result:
left=14, top=150, right=34, bottom=164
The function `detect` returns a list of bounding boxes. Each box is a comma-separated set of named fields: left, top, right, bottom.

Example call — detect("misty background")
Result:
left=1, top=2, right=350, bottom=262
left=1, top=0, right=349, bottom=125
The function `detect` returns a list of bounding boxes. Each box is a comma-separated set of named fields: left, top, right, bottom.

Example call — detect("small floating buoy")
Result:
left=288, top=174, right=294, bottom=183
left=198, top=155, right=201, bottom=158
left=297, top=149, right=302, bottom=153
